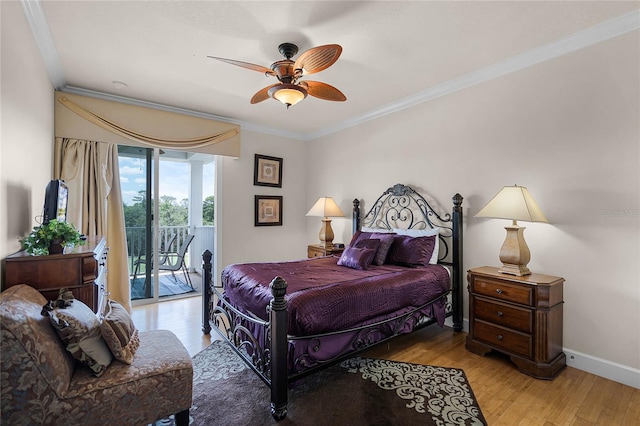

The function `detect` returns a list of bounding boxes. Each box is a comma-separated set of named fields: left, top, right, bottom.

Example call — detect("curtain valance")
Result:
left=54, top=91, right=241, bottom=157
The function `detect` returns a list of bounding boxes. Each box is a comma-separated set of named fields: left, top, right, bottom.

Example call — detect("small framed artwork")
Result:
left=254, top=154, right=283, bottom=188
left=255, top=195, right=283, bottom=226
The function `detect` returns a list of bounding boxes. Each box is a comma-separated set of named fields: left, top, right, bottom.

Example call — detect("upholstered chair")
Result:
left=1, top=284, right=193, bottom=426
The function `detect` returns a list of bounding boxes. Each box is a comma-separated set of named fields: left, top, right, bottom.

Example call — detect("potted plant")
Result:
left=20, top=219, right=85, bottom=255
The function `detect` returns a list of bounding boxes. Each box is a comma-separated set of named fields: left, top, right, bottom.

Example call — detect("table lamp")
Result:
left=475, top=185, right=548, bottom=276
left=306, top=197, right=345, bottom=248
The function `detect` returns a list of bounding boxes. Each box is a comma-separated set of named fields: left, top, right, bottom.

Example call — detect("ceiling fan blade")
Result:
left=294, top=44, right=342, bottom=75
left=208, top=56, right=276, bottom=76
left=300, top=81, right=346, bottom=101
left=251, top=84, right=279, bottom=104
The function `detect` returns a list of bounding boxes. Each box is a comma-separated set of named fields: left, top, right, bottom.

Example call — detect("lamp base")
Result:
left=498, top=263, right=531, bottom=276
left=318, top=218, right=335, bottom=248
left=498, top=223, right=532, bottom=276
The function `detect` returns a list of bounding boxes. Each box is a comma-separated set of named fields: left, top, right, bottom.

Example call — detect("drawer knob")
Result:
left=496, top=288, right=504, bottom=294
left=497, top=334, right=503, bottom=341
left=497, top=311, right=504, bottom=317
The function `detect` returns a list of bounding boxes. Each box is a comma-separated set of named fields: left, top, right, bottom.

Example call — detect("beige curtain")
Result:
left=54, top=138, right=131, bottom=311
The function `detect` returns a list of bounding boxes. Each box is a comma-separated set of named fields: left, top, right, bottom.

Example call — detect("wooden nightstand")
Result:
left=307, top=244, right=344, bottom=258
left=465, top=266, right=565, bottom=379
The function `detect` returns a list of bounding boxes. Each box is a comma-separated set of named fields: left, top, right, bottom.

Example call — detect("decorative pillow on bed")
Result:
left=369, top=233, right=395, bottom=265
left=349, top=231, right=364, bottom=247
left=100, top=299, right=140, bottom=364
left=387, top=234, right=437, bottom=267
left=354, top=238, right=381, bottom=251
left=337, top=246, right=377, bottom=270
left=351, top=231, right=396, bottom=265
left=393, top=227, right=440, bottom=264
left=42, top=289, right=113, bottom=377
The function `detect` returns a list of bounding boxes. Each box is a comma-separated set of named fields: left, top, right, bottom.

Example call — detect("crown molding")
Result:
left=23, top=1, right=639, bottom=142
left=308, top=9, right=640, bottom=140
left=20, top=0, right=65, bottom=88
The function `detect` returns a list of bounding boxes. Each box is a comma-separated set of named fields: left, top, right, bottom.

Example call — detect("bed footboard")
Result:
left=269, top=277, right=288, bottom=420
left=201, top=250, right=213, bottom=335
left=201, top=254, right=289, bottom=419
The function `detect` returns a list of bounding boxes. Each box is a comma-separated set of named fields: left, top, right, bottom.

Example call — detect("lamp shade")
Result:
left=475, top=185, right=548, bottom=223
left=306, top=197, right=345, bottom=218
left=268, top=83, right=308, bottom=107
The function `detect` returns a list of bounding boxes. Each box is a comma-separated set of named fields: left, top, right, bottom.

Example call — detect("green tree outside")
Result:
left=203, top=195, right=215, bottom=225
left=123, top=191, right=214, bottom=227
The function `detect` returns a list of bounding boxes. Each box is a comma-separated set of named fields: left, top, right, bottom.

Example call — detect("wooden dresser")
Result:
left=465, top=266, right=566, bottom=379
left=2, top=236, right=108, bottom=313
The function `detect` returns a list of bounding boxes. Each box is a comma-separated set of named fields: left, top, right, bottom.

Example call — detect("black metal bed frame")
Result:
left=201, top=184, right=463, bottom=420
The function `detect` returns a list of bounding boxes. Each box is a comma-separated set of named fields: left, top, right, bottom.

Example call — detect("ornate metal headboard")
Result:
left=352, top=183, right=462, bottom=264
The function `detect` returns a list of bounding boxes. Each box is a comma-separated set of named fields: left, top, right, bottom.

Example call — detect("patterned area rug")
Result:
left=157, top=340, right=487, bottom=425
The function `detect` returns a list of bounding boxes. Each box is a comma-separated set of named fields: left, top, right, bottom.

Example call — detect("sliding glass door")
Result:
left=118, top=146, right=215, bottom=305
left=119, top=146, right=156, bottom=302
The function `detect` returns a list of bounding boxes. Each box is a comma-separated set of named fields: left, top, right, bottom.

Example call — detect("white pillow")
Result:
left=360, top=226, right=394, bottom=233
left=393, top=227, right=440, bottom=264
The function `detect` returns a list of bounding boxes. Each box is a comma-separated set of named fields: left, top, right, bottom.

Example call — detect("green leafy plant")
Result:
left=20, top=219, right=85, bottom=255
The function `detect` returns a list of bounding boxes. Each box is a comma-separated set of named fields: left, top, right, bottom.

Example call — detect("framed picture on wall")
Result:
left=255, top=195, right=283, bottom=226
left=254, top=154, right=283, bottom=188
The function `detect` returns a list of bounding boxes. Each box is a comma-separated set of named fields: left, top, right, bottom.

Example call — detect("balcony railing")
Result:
left=125, top=225, right=214, bottom=274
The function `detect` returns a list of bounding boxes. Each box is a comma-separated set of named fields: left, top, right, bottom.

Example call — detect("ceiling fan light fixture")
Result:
left=211, top=42, right=344, bottom=106
left=269, top=83, right=308, bottom=108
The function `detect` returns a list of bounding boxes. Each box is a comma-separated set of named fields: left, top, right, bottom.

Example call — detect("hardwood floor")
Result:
left=132, top=294, right=214, bottom=357
left=133, top=296, right=640, bottom=425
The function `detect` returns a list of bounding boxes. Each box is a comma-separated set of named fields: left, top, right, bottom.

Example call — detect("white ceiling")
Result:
left=25, top=1, right=640, bottom=140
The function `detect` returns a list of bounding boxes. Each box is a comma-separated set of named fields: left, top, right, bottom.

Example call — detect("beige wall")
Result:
left=219, top=129, right=308, bottom=275
left=0, top=1, right=54, bottom=263
left=307, top=31, right=640, bottom=376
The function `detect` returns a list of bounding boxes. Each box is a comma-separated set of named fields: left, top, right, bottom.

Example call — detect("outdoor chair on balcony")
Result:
left=158, top=234, right=195, bottom=290
left=132, top=233, right=177, bottom=287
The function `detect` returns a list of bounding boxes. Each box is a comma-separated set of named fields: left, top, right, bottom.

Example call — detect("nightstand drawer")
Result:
left=472, top=277, right=533, bottom=306
left=473, top=297, right=533, bottom=333
left=474, top=320, right=532, bottom=358
left=307, top=244, right=344, bottom=258
left=308, top=248, right=324, bottom=257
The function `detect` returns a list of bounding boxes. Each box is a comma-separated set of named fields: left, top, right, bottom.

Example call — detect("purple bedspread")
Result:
left=221, top=256, right=450, bottom=336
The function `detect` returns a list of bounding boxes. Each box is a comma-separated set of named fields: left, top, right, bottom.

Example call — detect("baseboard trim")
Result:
left=444, top=317, right=469, bottom=332
left=565, top=348, right=640, bottom=389
left=444, top=318, right=639, bottom=389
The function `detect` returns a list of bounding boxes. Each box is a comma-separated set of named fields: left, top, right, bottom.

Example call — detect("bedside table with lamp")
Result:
left=306, top=196, right=345, bottom=258
left=466, top=185, right=566, bottom=379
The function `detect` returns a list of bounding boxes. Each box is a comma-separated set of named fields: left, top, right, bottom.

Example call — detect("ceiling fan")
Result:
left=208, top=43, right=346, bottom=108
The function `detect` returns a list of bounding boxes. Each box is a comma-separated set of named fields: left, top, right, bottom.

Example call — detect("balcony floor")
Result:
left=130, top=270, right=203, bottom=302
